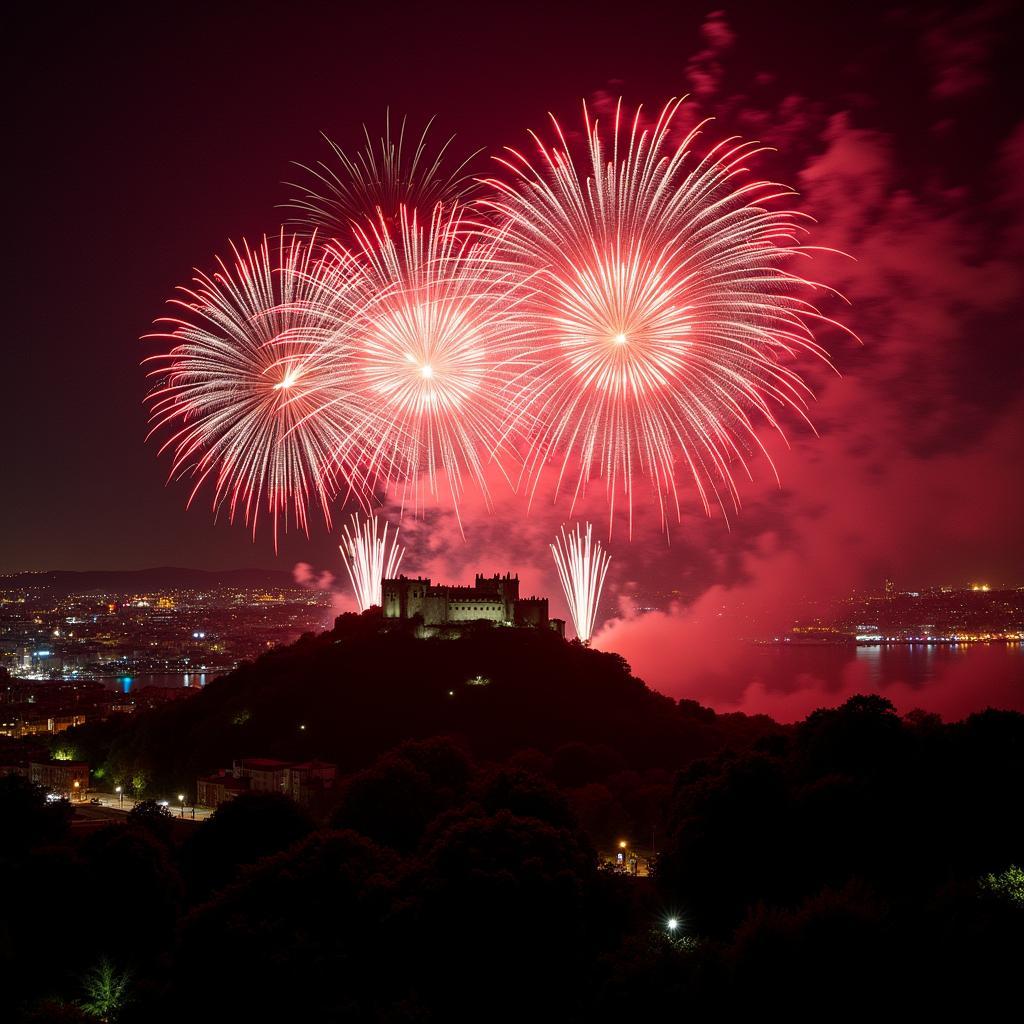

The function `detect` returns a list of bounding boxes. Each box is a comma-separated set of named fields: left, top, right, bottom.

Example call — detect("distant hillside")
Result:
left=0, top=566, right=299, bottom=594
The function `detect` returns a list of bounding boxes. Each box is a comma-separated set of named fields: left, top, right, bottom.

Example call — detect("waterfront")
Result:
left=750, top=639, right=1022, bottom=685
left=105, top=672, right=214, bottom=692
left=693, top=639, right=1024, bottom=722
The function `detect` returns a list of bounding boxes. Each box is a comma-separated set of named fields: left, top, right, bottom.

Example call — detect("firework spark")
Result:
left=487, top=98, right=850, bottom=534
left=319, top=202, right=531, bottom=527
left=286, top=111, right=481, bottom=241
left=340, top=512, right=404, bottom=611
left=143, top=232, right=370, bottom=547
left=551, top=522, right=611, bottom=643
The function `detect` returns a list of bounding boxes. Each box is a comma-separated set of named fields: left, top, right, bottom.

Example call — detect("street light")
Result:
left=178, top=793, right=185, bottom=818
left=667, top=917, right=679, bottom=933
left=115, top=785, right=123, bottom=807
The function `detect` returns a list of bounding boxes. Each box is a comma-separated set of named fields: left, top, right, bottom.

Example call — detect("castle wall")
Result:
left=514, top=598, right=549, bottom=629
left=445, top=599, right=505, bottom=623
left=382, top=573, right=553, bottom=632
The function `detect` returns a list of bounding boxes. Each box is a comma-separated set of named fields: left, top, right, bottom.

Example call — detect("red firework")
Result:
left=316, top=202, right=532, bottom=528
left=143, top=232, right=371, bottom=548
left=484, top=98, right=852, bottom=534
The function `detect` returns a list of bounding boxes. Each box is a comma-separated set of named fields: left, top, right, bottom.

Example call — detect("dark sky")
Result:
left=4, top=0, right=1022, bottom=621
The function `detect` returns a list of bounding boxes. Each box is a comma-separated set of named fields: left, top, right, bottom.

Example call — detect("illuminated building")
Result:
left=382, top=572, right=565, bottom=637
left=29, top=759, right=89, bottom=800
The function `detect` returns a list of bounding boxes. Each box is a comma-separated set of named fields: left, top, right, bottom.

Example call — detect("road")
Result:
left=82, top=793, right=216, bottom=822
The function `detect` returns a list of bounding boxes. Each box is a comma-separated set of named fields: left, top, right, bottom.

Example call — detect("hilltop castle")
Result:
left=382, top=572, right=565, bottom=638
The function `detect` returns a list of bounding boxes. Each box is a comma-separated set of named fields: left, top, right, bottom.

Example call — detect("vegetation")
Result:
left=3, top=614, right=1022, bottom=1020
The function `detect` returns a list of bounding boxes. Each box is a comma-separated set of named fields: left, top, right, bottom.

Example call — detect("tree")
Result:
left=0, top=774, right=72, bottom=855
left=172, top=831, right=399, bottom=1020
left=331, top=755, right=443, bottom=850
left=125, top=799, right=174, bottom=843
left=129, top=771, right=148, bottom=798
left=407, top=808, right=603, bottom=1017
left=79, top=958, right=130, bottom=1021
left=81, top=825, right=183, bottom=958
left=183, top=791, right=313, bottom=897
left=980, top=865, right=1024, bottom=907
left=19, top=999, right=92, bottom=1023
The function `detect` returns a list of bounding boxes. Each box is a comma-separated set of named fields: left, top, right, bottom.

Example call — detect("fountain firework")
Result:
left=550, top=522, right=611, bottom=643
left=340, top=512, right=405, bottom=611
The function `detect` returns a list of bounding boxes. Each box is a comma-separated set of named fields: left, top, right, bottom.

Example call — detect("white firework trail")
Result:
left=340, top=512, right=405, bottom=611
left=550, top=522, right=611, bottom=643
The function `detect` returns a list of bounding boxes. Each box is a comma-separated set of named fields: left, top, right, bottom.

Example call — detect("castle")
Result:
left=382, top=572, right=565, bottom=638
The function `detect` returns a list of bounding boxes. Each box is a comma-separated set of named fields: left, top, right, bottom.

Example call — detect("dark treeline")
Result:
left=3, top=613, right=1023, bottom=1021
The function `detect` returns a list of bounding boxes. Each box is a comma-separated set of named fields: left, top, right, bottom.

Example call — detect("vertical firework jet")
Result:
left=340, top=512, right=405, bottom=611
left=550, top=523, right=611, bottom=643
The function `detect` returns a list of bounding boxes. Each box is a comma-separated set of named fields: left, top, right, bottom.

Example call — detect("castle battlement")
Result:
left=382, top=573, right=564, bottom=638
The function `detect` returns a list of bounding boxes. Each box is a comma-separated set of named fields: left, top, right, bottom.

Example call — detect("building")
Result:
left=196, top=769, right=249, bottom=807
left=197, top=758, right=338, bottom=810
left=29, top=760, right=89, bottom=800
left=383, top=572, right=565, bottom=637
left=0, top=712, right=88, bottom=739
left=233, top=757, right=293, bottom=793
left=283, top=761, right=337, bottom=807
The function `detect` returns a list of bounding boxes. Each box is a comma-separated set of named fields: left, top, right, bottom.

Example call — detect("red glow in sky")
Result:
left=4, top=2, right=1022, bottom=719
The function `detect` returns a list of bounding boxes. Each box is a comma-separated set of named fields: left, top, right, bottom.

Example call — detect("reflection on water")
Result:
left=853, top=642, right=1018, bottom=689
left=112, top=673, right=210, bottom=693
left=747, top=642, right=1024, bottom=694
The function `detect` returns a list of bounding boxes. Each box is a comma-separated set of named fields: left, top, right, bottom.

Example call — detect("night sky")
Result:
left=5, top=2, right=1022, bottom=709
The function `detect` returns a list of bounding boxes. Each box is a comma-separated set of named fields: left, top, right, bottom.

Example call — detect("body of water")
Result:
left=105, top=672, right=214, bottom=693
left=705, top=641, right=1024, bottom=720
left=749, top=641, right=1023, bottom=687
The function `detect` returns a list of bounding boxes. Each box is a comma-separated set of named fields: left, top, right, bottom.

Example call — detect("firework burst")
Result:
left=487, top=98, right=850, bottom=534
left=319, top=202, right=531, bottom=527
left=286, top=111, right=481, bottom=241
left=551, top=522, right=611, bottom=643
left=143, top=232, right=370, bottom=547
left=340, top=512, right=404, bottom=611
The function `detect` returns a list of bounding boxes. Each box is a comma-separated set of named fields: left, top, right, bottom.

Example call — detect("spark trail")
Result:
left=551, top=522, right=611, bottom=642
left=339, top=512, right=405, bottom=611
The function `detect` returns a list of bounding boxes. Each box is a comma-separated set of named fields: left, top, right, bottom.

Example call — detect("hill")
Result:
left=0, top=566, right=299, bottom=594
left=72, top=611, right=781, bottom=795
